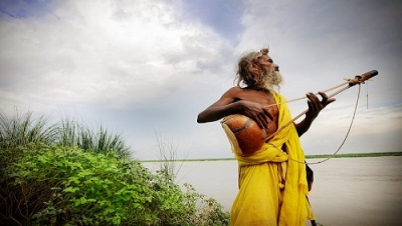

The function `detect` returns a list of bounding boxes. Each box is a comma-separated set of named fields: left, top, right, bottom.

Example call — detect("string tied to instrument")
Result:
left=265, top=70, right=378, bottom=143
left=273, top=70, right=378, bottom=164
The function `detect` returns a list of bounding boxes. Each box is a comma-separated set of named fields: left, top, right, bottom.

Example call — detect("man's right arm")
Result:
left=197, top=87, right=272, bottom=129
left=197, top=87, right=241, bottom=123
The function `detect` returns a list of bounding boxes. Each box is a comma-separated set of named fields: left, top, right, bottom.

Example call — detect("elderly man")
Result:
left=197, top=48, right=334, bottom=226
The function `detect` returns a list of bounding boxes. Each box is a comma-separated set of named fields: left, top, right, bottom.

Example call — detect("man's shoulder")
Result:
left=225, top=87, right=284, bottom=101
left=227, top=86, right=244, bottom=92
left=223, top=86, right=246, bottom=96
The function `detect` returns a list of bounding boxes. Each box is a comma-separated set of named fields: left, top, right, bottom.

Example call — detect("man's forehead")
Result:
left=259, top=55, right=271, bottom=60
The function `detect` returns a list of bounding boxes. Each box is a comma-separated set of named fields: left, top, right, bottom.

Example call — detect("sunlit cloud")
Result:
left=0, top=0, right=232, bottom=112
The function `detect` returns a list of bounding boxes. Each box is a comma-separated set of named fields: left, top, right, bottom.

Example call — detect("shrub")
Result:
left=0, top=110, right=229, bottom=225
left=5, top=144, right=156, bottom=225
left=2, top=144, right=230, bottom=225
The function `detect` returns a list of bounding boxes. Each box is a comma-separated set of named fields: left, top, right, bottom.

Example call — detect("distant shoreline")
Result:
left=305, top=152, right=402, bottom=159
left=141, top=152, right=402, bottom=162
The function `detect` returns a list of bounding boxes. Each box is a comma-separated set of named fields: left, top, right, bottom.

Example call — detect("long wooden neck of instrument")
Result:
left=264, top=70, right=379, bottom=142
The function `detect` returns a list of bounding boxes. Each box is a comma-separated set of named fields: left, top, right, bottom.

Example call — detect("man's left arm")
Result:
left=295, top=92, right=336, bottom=137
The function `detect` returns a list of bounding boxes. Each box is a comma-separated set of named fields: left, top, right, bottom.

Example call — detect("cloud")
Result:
left=0, top=0, right=233, bottom=113
left=181, top=0, right=245, bottom=44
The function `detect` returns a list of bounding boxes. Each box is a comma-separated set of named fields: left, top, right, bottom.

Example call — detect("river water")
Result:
left=143, top=156, right=402, bottom=226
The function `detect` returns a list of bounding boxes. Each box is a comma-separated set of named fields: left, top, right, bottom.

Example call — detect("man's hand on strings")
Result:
left=240, top=101, right=273, bottom=129
left=305, top=92, right=336, bottom=119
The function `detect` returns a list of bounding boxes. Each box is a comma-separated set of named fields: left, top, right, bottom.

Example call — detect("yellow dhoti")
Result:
left=230, top=92, right=315, bottom=226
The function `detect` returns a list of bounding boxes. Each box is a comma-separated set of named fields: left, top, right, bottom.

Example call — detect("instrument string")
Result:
left=263, top=82, right=353, bottom=140
left=271, top=81, right=350, bottom=106
left=268, top=83, right=362, bottom=165
left=306, top=84, right=361, bottom=165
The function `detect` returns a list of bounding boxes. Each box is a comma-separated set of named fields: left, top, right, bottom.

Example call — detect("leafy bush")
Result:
left=5, top=144, right=154, bottom=225
left=2, top=144, right=229, bottom=225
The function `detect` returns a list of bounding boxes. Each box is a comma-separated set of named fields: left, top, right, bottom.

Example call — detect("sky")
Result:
left=0, top=0, right=401, bottom=160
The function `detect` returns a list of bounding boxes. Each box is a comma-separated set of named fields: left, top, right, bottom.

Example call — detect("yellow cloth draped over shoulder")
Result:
left=230, top=91, right=315, bottom=226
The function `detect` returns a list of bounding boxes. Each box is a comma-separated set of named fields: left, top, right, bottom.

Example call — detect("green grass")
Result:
left=0, top=110, right=130, bottom=158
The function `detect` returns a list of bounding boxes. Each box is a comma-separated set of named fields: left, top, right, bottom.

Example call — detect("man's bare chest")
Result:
left=236, top=90, right=279, bottom=117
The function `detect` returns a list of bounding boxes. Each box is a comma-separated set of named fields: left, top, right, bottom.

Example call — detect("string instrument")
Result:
left=221, top=114, right=267, bottom=155
left=221, top=70, right=378, bottom=156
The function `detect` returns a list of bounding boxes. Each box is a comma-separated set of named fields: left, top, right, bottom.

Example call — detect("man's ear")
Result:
left=252, top=62, right=262, bottom=71
left=248, top=63, right=259, bottom=73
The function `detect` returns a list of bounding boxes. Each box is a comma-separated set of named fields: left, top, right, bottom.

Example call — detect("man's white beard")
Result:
left=260, top=70, right=283, bottom=91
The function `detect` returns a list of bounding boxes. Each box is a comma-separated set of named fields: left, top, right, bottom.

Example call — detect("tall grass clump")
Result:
left=0, top=110, right=57, bottom=149
left=0, top=110, right=130, bottom=159
left=57, top=118, right=130, bottom=159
